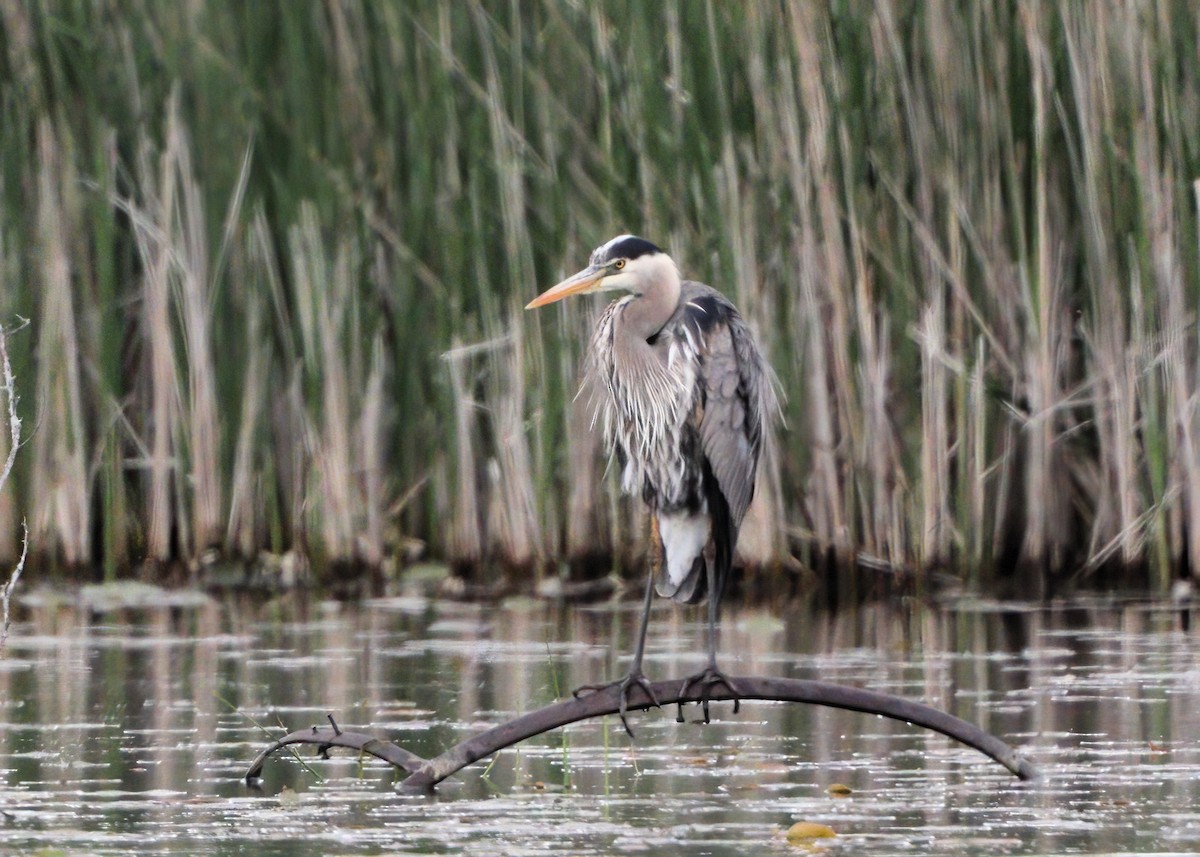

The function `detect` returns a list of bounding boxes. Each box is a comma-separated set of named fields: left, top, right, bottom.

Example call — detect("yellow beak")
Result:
left=525, top=265, right=606, bottom=309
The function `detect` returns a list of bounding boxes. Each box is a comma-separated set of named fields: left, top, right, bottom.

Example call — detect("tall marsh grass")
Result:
left=0, top=2, right=1197, bottom=591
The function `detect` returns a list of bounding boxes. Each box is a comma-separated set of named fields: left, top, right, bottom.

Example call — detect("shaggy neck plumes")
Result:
left=596, top=255, right=691, bottom=501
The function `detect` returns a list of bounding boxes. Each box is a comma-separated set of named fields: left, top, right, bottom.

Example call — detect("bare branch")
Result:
left=244, top=675, right=1038, bottom=790
left=0, top=321, right=26, bottom=646
left=0, top=320, right=19, bottom=489
left=0, top=521, right=27, bottom=646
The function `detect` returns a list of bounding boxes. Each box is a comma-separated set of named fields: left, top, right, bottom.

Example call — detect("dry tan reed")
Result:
left=445, top=340, right=484, bottom=570
left=31, top=121, right=91, bottom=567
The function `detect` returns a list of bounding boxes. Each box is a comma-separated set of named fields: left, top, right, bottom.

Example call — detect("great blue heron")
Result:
left=527, top=235, right=776, bottom=735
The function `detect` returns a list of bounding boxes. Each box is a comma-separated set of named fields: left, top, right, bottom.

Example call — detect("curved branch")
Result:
left=244, top=725, right=427, bottom=783
left=244, top=676, right=1038, bottom=791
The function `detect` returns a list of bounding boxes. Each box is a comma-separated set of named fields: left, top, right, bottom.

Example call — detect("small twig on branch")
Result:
left=0, top=321, right=27, bottom=647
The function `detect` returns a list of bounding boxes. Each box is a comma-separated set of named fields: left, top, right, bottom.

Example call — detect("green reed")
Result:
left=0, top=2, right=1196, bottom=591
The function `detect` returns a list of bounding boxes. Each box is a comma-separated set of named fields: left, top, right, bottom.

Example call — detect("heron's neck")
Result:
left=621, top=256, right=681, bottom=341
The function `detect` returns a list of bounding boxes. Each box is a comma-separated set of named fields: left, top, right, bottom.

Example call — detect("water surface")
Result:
left=0, top=582, right=1196, bottom=855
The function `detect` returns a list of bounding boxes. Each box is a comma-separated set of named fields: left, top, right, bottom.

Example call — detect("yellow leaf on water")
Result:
left=786, top=821, right=837, bottom=843
left=826, top=782, right=852, bottom=796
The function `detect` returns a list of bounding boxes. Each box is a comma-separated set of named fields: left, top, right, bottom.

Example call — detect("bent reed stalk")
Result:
left=0, top=3, right=1197, bottom=591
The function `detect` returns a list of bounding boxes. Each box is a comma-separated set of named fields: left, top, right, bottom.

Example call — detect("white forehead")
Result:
left=589, top=234, right=637, bottom=266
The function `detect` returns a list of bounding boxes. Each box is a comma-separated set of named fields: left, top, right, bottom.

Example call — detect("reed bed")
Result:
left=0, top=2, right=1197, bottom=591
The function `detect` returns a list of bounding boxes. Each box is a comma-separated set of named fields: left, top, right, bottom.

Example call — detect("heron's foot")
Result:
left=572, top=671, right=662, bottom=738
left=676, top=666, right=741, bottom=724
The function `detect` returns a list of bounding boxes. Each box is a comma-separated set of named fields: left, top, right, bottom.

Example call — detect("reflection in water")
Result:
left=0, top=585, right=1196, bottom=855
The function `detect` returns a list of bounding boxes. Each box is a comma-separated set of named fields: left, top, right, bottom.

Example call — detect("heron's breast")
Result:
left=600, top=337, right=702, bottom=508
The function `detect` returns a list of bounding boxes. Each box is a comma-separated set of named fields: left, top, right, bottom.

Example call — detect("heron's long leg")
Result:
left=572, top=570, right=662, bottom=737
left=676, top=557, right=740, bottom=723
left=629, top=564, right=656, bottom=674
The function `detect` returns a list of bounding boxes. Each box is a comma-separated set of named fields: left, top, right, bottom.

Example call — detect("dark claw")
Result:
left=676, top=667, right=741, bottom=724
left=571, top=671, right=661, bottom=738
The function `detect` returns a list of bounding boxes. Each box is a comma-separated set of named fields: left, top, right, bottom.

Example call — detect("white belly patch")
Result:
left=658, top=511, right=709, bottom=586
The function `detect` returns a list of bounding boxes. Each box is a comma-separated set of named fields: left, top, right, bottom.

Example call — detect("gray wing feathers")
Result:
left=688, top=288, right=771, bottom=530
left=699, top=326, right=754, bottom=527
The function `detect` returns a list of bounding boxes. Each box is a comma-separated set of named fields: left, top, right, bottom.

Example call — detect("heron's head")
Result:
left=526, top=235, right=676, bottom=309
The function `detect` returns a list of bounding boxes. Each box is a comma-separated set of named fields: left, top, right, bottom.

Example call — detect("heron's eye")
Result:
left=614, top=259, right=626, bottom=270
